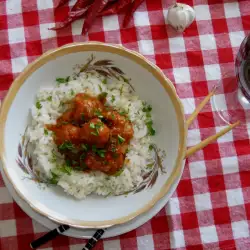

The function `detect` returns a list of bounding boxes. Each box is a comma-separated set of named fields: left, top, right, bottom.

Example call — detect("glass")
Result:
left=211, top=34, right=250, bottom=127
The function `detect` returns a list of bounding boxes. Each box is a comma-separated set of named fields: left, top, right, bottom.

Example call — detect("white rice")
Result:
left=27, top=72, right=154, bottom=199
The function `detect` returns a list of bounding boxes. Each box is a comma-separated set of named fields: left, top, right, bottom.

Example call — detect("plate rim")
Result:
left=0, top=42, right=187, bottom=228
left=0, top=159, right=186, bottom=238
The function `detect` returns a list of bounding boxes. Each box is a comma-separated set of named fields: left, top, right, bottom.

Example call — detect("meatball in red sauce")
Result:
left=80, top=118, right=110, bottom=147
left=47, top=124, right=80, bottom=145
left=84, top=151, right=124, bottom=175
left=73, top=93, right=104, bottom=122
left=46, top=92, right=134, bottom=175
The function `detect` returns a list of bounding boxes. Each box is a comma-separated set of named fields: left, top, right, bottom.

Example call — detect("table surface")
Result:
left=1, top=0, right=250, bottom=249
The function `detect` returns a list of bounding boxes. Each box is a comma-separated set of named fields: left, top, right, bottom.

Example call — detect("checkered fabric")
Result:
left=1, top=0, right=250, bottom=249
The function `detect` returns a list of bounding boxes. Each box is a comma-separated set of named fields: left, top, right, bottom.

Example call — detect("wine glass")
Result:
left=211, top=33, right=250, bottom=127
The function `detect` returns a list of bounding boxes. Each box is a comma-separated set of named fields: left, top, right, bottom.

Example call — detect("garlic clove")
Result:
left=167, top=3, right=195, bottom=32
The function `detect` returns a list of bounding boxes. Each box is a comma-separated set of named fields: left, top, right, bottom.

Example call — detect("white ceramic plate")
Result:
left=0, top=42, right=186, bottom=228
left=0, top=160, right=185, bottom=238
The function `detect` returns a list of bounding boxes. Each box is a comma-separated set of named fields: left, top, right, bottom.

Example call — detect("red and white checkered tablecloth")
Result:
left=1, top=0, right=250, bottom=249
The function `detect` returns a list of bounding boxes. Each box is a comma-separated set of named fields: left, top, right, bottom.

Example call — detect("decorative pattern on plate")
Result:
left=121, top=144, right=166, bottom=195
left=16, top=128, right=47, bottom=184
left=74, top=54, right=135, bottom=91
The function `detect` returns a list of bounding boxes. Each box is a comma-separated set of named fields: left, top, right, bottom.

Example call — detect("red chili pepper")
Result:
left=99, top=0, right=130, bottom=16
left=55, top=0, right=70, bottom=8
left=71, top=0, right=94, bottom=11
left=82, top=0, right=109, bottom=35
left=50, top=7, right=89, bottom=30
left=123, top=0, right=144, bottom=27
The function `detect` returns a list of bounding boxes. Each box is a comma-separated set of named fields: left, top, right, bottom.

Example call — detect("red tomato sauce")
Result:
left=47, top=93, right=134, bottom=175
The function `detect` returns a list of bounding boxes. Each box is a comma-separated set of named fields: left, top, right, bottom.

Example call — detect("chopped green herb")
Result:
left=146, top=120, right=153, bottom=126
left=111, top=147, right=116, bottom=153
left=95, top=122, right=103, bottom=129
left=60, top=164, right=72, bottom=175
left=119, top=110, right=127, bottom=116
left=98, top=92, right=108, bottom=101
left=98, top=84, right=103, bottom=92
left=70, top=89, right=75, bottom=96
left=148, top=128, right=156, bottom=136
left=81, top=113, right=85, bottom=121
left=113, top=168, right=124, bottom=176
left=91, top=131, right=99, bottom=136
left=111, top=114, right=115, bottom=120
left=92, top=146, right=106, bottom=158
left=81, top=144, right=89, bottom=151
left=97, top=149, right=106, bottom=158
left=58, top=141, right=74, bottom=151
left=118, top=134, right=125, bottom=144
left=92, top=145, right=97, bottom=152
left=89, top=123, right=95, bottom=129
left=94, top=109, right=103, bottom=119
left=146, top=122, right=156, bottom=136
left=47, top=96, right=52, bottom=102
left=49, top=170, right=59, bottom=184
left=149, top=144, right=154, bottom=151
left=145, top=120, right=156, bottom=136
left=102, top=78, right=107, bottom=84
left=142, top=104, right=152, bottom=112
left=56, top=76, right=70, bottom=84
left=80, top=153, right=86, bottom=160
left=36, top=101, right=42, bottom=109
left=44, top=129, right=49, bottom=136
left=111, top=95, right=115, bottom=103
left=65, top=159, right=70, bottom=166
left=90, top=122, right=103, bottom=136
left=103, top=160, right=108, bottom=165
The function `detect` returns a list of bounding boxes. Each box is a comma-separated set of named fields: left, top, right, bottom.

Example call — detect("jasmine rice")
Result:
left=27, top=72, right=155, bottom=199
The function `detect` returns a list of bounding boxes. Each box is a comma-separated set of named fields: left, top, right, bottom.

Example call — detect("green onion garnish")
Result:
left=56, top=76, right=70, bottom=84
left=81, top=144, right=89, bottom=151
left=94, top=109, right=103, bottom=119
left=47, top=96, right=52, bottom=102
left=113, top=168, right=124, bottom=176
left=118, top=134, right=125, bottom=144
left=58, top=141, right=74, bottom=151
left=36, top=101, right=42, bottom=109
left=89, top=123, right=95, bottom=129
left=102, top=78, right=107, bottom=84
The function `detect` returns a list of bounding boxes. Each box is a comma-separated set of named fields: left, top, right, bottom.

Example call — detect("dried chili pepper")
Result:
left=98, top=0, right=131, bottom=16
left=50, top=7, right=89, bottom=30
left=123, top=0, right=144, bottom=27
left=72, top=0, right=94, bottom=11
left=55, top=0, right=70, bottom=8
left=82, top=0, right=109, bottom=35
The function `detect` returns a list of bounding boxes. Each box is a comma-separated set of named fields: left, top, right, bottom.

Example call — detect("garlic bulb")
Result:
left=167, top=3, right=195, bottom=32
